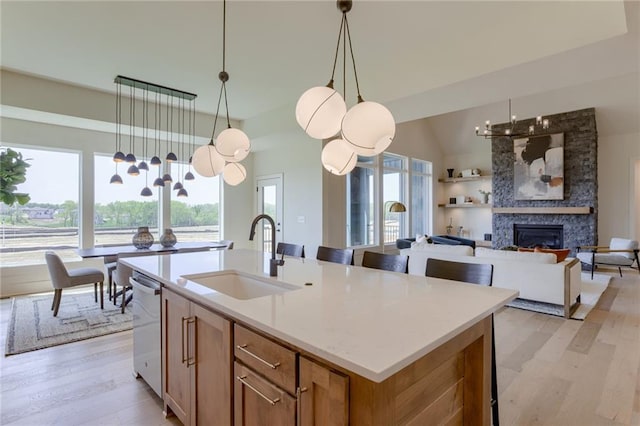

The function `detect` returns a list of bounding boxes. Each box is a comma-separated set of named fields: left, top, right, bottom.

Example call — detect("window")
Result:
left=94, top=154, right=159, bottom=246
left=346, top=154, right=432, bottom=249
left=382, top=153, right=408, bottom=244
left=347, top=156, right=377, bottom=247
left=0, top=146, right=80, bottom=266
left=170, top=162, right=221, bottom=242
left=410, top=159, right=432, bottom=237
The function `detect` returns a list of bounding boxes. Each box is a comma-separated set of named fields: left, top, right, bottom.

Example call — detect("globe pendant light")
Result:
left=296, top=0, right=395, bottom=164
left=192, top=0, right=250, bottom=184
left=341, top=101, right=395, bottom=156
left=321, top=138, right=357, bottom=175
left=222, top=162, right=246, bottom=186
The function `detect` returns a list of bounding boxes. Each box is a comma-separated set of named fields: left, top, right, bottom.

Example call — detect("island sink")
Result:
left=181, top=271, right=300, bottom=300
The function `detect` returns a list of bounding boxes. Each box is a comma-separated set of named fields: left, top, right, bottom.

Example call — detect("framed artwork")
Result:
left=513, top=133, right=564, bottom=200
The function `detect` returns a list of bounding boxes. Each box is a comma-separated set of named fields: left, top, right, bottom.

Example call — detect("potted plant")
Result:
left=478, top=189, right=491, bottom=204
left=1, top=148, right=31, bottom=206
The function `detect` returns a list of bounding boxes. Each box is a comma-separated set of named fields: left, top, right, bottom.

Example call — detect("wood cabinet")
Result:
left=299, top=356, right=349, bottom=425
left=162, top=288, right=232, bottom=426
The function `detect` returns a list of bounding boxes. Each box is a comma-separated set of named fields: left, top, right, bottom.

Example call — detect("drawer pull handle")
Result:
left=237, top=375, right=281, bottom=406
left=237, top=344, right=281, bottom=369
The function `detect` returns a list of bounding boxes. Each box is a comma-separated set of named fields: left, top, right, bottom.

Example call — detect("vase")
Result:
left=132, top=226, right=154, bottom=249
left=447, top=168, right=454, bottom=178
left=160, top=228, right=177, bottom=248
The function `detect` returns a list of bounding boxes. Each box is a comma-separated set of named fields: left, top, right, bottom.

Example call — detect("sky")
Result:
left=8, top=146, right=221, bottom=206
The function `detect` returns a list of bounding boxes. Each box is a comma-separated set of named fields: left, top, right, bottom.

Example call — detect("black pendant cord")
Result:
left=129, top=86, right=134, bottom=155
left=143, top=86, right=148, bottom=161
left=210, top=0, right=233, bottom=142
left=342, top=14, right=347, bottom=100
left=116, top=82, right=121, bottom=153
left=189, top=99, right=194, bottom=169
left=329, top=13, right=346, bottom=88
left=343, top=15, right=363, bottom=103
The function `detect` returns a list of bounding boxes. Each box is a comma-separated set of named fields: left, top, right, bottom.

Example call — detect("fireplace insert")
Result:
left=513, top=224, right=564, bottom=249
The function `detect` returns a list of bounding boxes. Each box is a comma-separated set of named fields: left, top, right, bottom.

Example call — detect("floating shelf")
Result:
left=492, top=207, right=593, bottom=214
left=438, top=175, right=492, bottom=183
left=438, top=203, right=493, bottom=208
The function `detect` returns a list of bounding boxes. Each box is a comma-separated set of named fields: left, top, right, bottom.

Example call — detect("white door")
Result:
left=256, top=174, right=283, bottom=253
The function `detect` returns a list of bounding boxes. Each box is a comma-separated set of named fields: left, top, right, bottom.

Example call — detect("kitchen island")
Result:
left=123, top=249, right=518, bottom=425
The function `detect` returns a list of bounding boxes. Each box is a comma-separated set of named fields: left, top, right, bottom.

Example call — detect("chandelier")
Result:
left=295, top=0, right=396, bottom=176
left=475, top=99, right=550, bottom=139
left=191, top=0, right=250, bottom=186
left=110, top=75, right=197, bottom=198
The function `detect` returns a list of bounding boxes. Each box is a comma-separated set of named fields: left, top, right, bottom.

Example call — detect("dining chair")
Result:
left=276, top=242, right=305, bottom=258
left=316, top=245, right=354, bottom=266
left=425, top=258, right=499, bottom=426
left=361, top=251, right=408, bottom=273
left=112, top=251, right=159, bottom=314
left=44, top=251, right=105, bottom=317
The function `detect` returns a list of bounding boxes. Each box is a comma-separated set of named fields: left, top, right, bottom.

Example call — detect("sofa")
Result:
left=396, top=235, right=476, bottom=250
left=400, top=243, right=582, bottom=318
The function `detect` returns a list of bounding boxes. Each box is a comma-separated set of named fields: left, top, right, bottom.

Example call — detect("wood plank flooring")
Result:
left=1, top=272, right=638, bottom=425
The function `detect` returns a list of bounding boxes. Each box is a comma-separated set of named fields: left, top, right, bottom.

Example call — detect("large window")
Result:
left=411, top=159, right=432, bottom=237
left=94, top=154, right=159, bottom=246
left=170, top=162, right=221, bottom=242
left=0, top=146, right=80, bottom=265
left=382, top=153, right=408, bottom=244
left=346, top=154, right=432, bottom=249
left=347, top=156, right=377, bottom=247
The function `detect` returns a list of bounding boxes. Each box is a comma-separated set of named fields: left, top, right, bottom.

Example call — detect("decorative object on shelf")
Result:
left=475, top=99, right=550, bottom=139
left=132, top=226, right=154, bottom=249
left=514, top=133, right=564, bottom=200
left=479, top=189, right=491, bottom=204
left=159, top=228, right=177, bottom=248
left=110, top=75, right=197, bottom=199
left=446, top=168, right=454, bottom=178
left=449, top=197, right=457, bottom=205
left=192, top=0, right=250, bottom=186
left=296, top=0, right=395, bottom=175
left=446, top=218, right=453, bottom=235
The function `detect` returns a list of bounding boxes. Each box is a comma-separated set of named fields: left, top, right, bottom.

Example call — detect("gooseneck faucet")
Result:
left=249, top=214, right=284, bottom=277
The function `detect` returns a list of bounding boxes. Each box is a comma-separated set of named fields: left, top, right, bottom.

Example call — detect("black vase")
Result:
left=447, top=168, right=454, bottom=178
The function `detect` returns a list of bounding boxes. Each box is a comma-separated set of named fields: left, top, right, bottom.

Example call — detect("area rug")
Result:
left=5, top=289, right=132, bottom=356
left=506, top=272, right=611, bottom=320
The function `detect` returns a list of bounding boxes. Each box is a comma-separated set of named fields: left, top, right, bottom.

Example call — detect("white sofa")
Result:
left=400, top=244, right=582, bottom=318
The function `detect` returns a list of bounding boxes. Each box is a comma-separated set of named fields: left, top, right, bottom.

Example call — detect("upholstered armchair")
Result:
left=576, top=237, right=640, bottom=279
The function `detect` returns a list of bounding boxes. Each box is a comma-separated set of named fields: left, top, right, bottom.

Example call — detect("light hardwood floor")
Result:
left=1, top=271, right=638, bottom=425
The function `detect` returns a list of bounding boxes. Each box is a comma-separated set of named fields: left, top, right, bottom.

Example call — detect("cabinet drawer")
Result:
left=234, top=324, right=297, bottom=394
left=234, top=362, right=297, bottom=426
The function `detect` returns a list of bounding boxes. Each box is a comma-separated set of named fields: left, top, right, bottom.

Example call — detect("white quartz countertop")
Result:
left=122, top=249, right=518, bottom=382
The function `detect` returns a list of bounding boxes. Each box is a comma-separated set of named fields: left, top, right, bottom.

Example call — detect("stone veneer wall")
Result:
left=491, top=107, right=597, bottom=254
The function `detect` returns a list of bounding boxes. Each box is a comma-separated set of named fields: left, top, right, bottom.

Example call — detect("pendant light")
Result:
left=184, top=99, right=196, bottom=181
left=475, top=99, right=550, bottom=139
left=296, top=0, right=396, bottom=171
left=192, top=0, right=250, bottom=184
left=110, top=82, right=124, bottom=184
left=138, top=87, right=150, bottom=172
left=152, top=91, right=165, bottom=187
left=166, top=94, right=178, bottom=163
left=126, top=85, right=140, bottom=176
left=173, top=97, right=185, bottom=191
left=125, top=85, right=137, bottom=165
left=161, top=92, right=173, bottom=183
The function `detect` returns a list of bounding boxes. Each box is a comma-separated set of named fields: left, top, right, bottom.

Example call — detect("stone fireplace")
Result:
left=491, top=108, right=598, bottom=254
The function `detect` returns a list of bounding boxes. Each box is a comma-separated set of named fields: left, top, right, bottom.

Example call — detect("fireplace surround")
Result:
left=514, top=224, right=563, bottom=249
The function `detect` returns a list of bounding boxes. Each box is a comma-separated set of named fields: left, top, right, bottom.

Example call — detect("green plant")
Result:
left=0, top=148, right=31, bottom=206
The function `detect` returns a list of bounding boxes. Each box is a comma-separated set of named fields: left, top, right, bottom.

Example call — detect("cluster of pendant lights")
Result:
left=295, top=0, right=396, bottom=175
left=110, top=76, right=197, bottom=197
left=191, top=0, right=250, bottom=186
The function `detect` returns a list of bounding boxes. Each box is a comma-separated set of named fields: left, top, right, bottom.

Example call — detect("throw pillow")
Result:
left=534, top=247, right=570, bottom=262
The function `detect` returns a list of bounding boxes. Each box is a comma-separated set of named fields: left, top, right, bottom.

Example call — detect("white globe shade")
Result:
left=321, top=139, right=357, bottom=176
left=295, top=86, right=347, bottom=139
left=341, top=101, right=396, bottom=156
left=222, top=162, right=247, bottom=186
left=192, top=144, right=225, bottom=177
left=216, top=128, right=250, bottom=163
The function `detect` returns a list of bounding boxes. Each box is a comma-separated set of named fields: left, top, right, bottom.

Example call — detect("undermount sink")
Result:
left=181, top=271, right=300, bottom=300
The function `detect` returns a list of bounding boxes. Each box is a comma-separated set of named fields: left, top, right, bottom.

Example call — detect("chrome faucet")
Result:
left=249, top=214, right=284, bottom=277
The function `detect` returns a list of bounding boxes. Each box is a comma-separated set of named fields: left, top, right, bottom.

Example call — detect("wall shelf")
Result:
left=438, top=175, right=492, bottom=183
left=492, top=207, right=593, bottom=214
left=438, top=203, right=493, bottom=208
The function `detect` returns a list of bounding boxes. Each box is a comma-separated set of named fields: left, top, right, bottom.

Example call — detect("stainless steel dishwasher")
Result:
left=130, top=271, right=161, bottom=398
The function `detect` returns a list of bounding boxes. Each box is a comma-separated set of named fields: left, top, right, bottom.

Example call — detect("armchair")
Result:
left=576, top=237, right=639, bottom=279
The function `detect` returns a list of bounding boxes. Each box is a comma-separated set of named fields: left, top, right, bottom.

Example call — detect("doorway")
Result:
left=632, top=157, right=640, bottom=241
left=256, top=174, right=283, bottom=253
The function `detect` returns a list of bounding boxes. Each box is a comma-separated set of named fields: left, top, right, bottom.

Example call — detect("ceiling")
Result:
left=0, top=1, right=630, bottom=123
